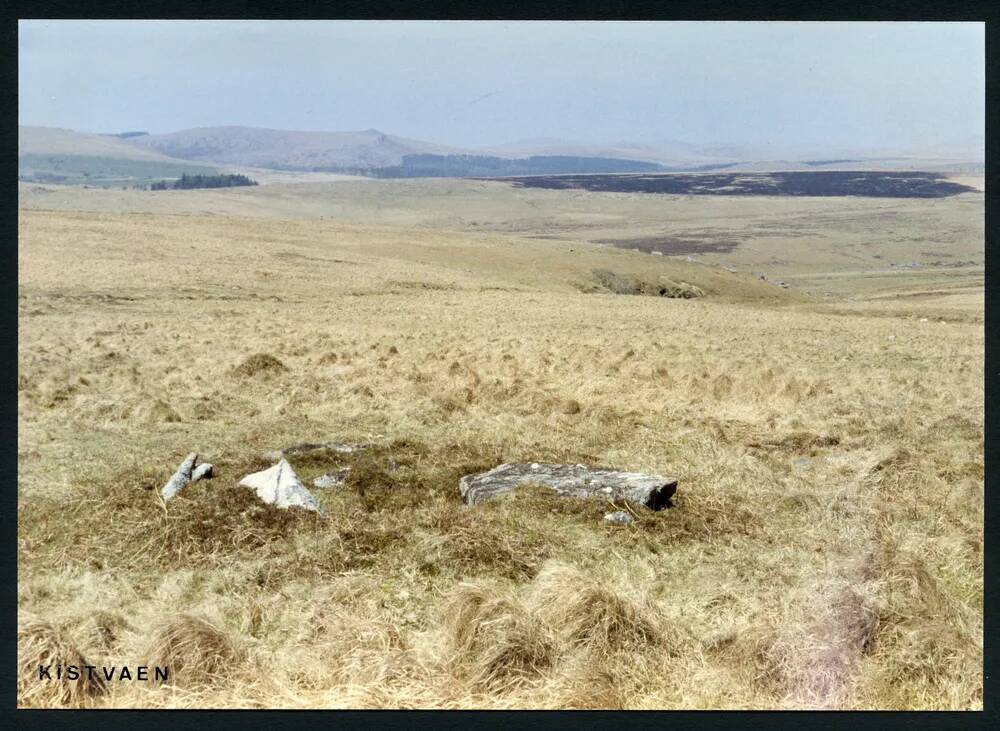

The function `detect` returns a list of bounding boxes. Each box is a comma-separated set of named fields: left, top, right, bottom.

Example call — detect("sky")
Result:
left=18, top=20, right=985, bottom=154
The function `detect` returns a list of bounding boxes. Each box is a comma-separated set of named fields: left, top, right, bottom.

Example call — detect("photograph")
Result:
left=16, top=19, right=984, bottom=710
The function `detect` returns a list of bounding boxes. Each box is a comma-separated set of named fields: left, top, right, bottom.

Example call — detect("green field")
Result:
left=18, top=154, right=217, bottom=187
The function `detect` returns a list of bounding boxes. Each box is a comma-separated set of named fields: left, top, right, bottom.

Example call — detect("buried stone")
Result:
left=459, top=463, right=678, bottom=510
left=604, top=510, right=635, bottom=525
left=313, top=468, right=351, bottom=488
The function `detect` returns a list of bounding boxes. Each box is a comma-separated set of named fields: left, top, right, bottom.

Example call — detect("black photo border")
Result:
left=1, top=2, right=996, bottom=729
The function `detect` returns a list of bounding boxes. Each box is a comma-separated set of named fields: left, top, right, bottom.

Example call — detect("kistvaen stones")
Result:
left=459, top=462, right=677, bottom=510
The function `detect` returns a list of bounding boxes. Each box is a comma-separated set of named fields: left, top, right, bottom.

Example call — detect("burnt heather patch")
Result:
left=494, top=172, right=976, bottom=198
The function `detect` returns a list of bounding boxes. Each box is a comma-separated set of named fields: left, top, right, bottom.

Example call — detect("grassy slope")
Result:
left=17, top=205, right=982, bottom=709
left=19, top=127, right=185, bottom=159
left=18, top=155, right=218, bottom=186
left=15, top=210, right=792, bottom=303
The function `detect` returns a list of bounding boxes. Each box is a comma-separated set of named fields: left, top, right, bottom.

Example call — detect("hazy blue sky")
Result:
left=19, top=20, right=984, bottom=153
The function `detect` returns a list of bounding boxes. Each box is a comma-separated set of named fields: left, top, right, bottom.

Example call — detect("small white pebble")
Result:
left=604, top=511, right=634, bottom=526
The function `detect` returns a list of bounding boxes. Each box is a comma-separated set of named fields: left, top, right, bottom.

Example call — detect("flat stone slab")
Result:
left=261, top=442, right=371, bottom=461
left=459, top=462, right=677, bottom=510
left=239, top=459, right=322, bottom=513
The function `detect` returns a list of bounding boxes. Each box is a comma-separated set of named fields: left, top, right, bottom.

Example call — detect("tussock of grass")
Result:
left=441, top=584, right=555, bottom=693
left=18, top=617, right=108, bottom=707
left=233, top=353, right=286, bottom=377
left=144, top=614, right=243, bottom=688
left=529, top=563, right=667, bottom=655
left=435, top=564, right=689, bottom=700
left=852, top=545, right=983, bottom=709
left=135, top=398, right=182, bottom=424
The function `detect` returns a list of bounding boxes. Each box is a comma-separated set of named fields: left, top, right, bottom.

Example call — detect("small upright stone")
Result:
left=161, top=452, right=198, bottom=501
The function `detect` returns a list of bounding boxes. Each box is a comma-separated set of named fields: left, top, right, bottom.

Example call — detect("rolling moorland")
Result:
left=18, top=125, right=985, bottom=185
left=16, top=125, right=984, bottom=709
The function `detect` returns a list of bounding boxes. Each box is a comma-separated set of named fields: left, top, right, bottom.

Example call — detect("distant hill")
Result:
left=480, top=138, right=741, bottom=166
left=371, top=154, right=668, bottom=178
left=128, top=126, right=467, bottom=171
left=127, top=126, right=686, bottom=177
left=21, top=124, right=985, bottom=182
left=18, top=126, right=216, bottom=186
left=480, top=136, right=985, bottom=173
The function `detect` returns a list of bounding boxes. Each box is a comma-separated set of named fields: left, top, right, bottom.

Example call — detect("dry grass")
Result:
left=18, top=618, right=109, bottom=707
left=18, top=175, right=984, bottom=290
left=85, top=610, right=133, bottom=654
left=16, top=199, right=982, bottom=709
left=233, top=353, right=287, bottom=378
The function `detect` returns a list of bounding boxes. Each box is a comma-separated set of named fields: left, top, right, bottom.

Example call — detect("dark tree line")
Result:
left=149, top=173, right=258, bottom=191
